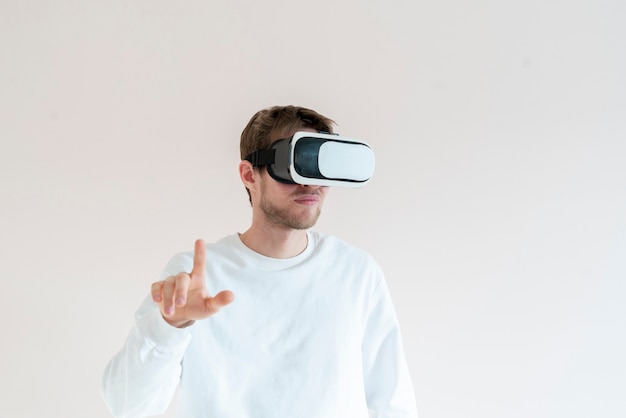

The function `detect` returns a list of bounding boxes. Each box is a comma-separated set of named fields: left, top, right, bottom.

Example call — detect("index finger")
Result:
left=190, top=239, right=206, bottom=278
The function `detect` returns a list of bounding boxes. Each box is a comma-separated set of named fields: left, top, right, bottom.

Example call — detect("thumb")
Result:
left=205, top=290, right=235, bottom=314
left=214, top=290, right=235, bottom=307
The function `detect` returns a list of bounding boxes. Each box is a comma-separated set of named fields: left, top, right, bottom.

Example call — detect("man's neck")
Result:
left=239, top=225, right=308, bottom=259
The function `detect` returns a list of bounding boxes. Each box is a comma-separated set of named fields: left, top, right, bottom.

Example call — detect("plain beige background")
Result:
left=1, top=1, right=624, bottom=417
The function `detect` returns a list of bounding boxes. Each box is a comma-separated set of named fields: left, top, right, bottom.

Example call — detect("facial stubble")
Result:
left=259, top=193, right=323, bottom=230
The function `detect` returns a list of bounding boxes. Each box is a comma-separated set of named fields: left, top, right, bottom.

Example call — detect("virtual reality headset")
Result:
left=244, top=131, right=375, bottom=187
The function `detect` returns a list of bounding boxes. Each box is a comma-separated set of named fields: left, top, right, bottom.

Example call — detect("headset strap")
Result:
left=244, top=149, right=276, bottom=167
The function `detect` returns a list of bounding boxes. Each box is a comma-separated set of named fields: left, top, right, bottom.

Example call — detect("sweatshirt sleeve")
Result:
left=101, top=252, right=195, bottom=418
left=101, top=296, right=192, bottom=418
left=362, top=276, right=418, bottom=418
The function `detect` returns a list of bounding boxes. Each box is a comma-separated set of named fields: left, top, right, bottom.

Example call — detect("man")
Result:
left=101, top=105, right=418, bottom=417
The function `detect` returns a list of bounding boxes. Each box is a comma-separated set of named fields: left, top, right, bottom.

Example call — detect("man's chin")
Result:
left=279, top=212, right=322, bottom=230
left=260, top=199, right=322, bottom=230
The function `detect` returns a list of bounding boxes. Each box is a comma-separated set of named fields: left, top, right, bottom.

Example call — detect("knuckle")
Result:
left=150, top=281, right=164, bottom=300
left=175, top=273, right=190, bottom=288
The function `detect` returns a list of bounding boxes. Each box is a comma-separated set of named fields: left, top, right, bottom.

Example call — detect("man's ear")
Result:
left=239, top=160, right=257, bottom=191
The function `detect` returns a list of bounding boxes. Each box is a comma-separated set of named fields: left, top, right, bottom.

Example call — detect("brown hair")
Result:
left=240, top=105, right=336, bottom=160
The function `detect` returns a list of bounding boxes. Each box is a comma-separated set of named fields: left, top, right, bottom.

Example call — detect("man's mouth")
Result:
left=294, top=194, right=320, bottom=204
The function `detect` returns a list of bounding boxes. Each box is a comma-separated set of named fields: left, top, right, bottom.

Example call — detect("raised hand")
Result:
left=151, top=239, right=234, bottom=328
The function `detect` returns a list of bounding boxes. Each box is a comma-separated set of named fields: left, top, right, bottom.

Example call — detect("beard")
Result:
left=259, top=193, right=322, bottom=230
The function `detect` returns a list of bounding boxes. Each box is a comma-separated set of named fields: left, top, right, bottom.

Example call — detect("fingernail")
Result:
left=176, top=297, right=185, bottom=306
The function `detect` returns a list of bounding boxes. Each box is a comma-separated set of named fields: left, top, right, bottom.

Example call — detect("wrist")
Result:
left=163, top=316, right=195, bottom=329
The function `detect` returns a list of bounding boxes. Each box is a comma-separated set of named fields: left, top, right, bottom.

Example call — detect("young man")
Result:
left=101, top=105, right=418, bottom=417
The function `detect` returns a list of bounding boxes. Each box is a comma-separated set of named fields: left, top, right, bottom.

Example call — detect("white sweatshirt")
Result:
left=102, top=232, right=417, bottom=418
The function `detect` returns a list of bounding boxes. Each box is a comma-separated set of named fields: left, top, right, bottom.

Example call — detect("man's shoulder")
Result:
left=311, top=230, right=353, bottom=249
left=310, top=231, right=379, bottom=264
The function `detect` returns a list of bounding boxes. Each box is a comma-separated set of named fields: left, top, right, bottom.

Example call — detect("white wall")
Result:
left=1, top=1, right=624, bottom=417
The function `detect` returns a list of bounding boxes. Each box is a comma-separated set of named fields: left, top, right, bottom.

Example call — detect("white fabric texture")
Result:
left=101, top=231, right=417, bottom=418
